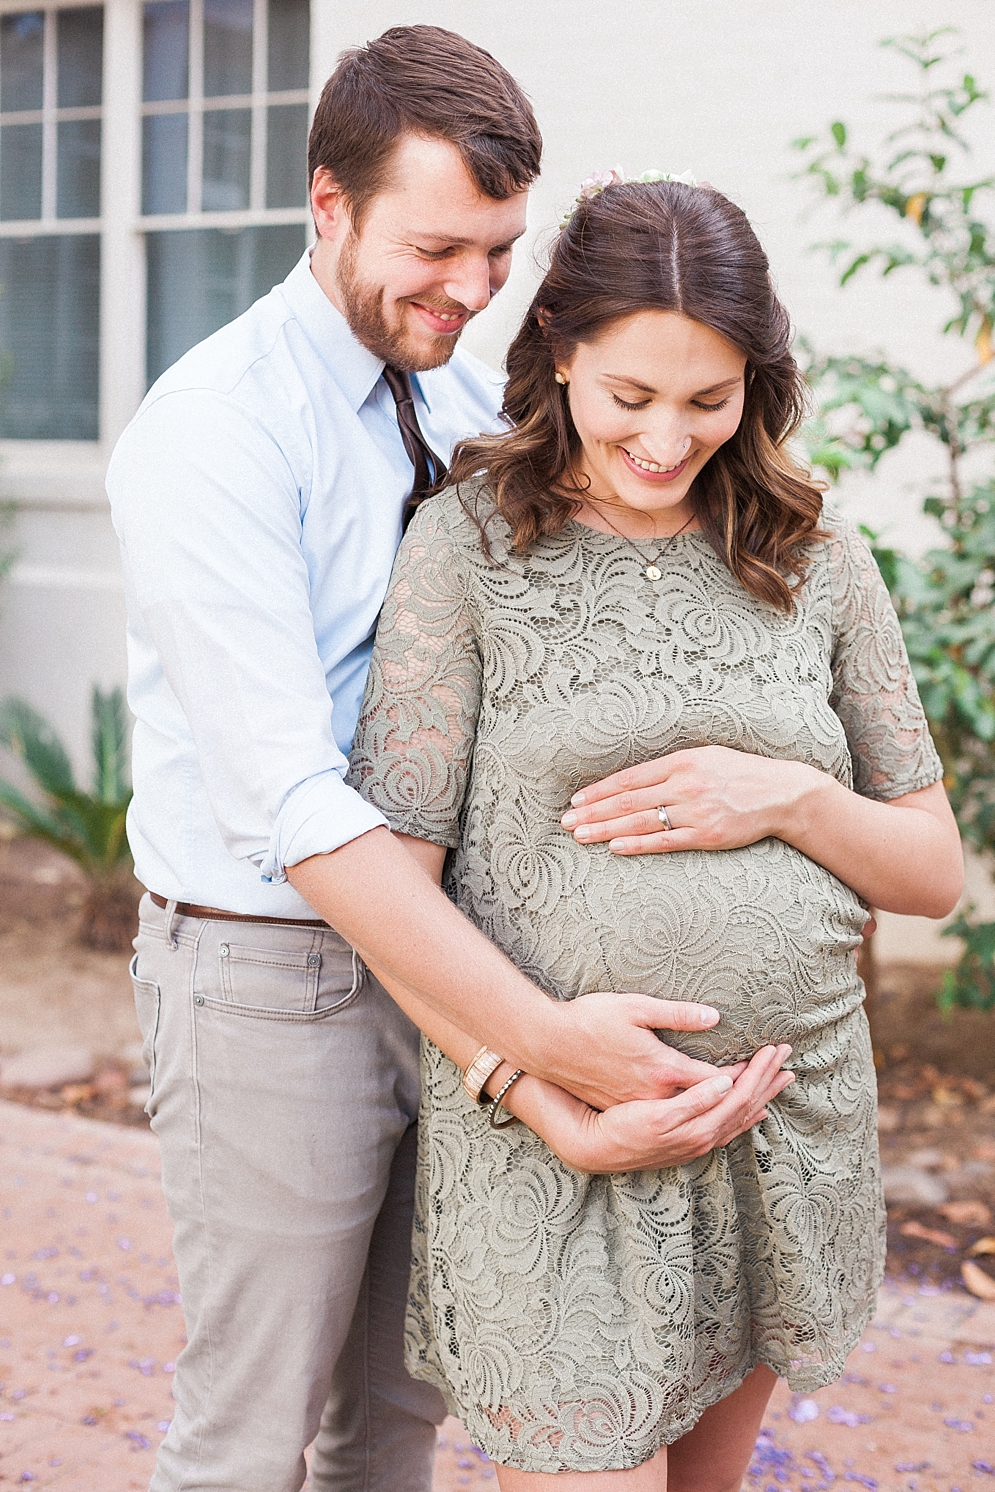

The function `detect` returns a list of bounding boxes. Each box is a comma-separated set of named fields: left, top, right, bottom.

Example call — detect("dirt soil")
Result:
left=3, top=835, right=995, bottom=1296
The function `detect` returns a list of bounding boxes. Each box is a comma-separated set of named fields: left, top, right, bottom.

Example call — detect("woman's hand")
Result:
left=559, top=750, right=963, bottom=919
left=560, top=745, right=814, bottom=855
left=500, top=1044, right=795, bottom=1174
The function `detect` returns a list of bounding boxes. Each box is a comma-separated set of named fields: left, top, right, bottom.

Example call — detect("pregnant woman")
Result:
left=347, top=176, right=963, bottom=1489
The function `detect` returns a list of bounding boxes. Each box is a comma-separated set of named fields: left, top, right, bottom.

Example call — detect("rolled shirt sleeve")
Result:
left=110, top=388, right=388, bottom=889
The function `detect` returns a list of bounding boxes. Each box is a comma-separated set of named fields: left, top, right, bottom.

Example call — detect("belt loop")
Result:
left=163, top=898, right=179, bottom=950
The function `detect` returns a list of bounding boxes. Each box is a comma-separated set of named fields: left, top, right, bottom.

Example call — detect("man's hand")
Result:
left=505, top=1044, right=796, bottom=1174
left=533, top=990, right=736, bottom=1110
left=290, top=831, right=751, bottom=1109
left=560, top=745, right=816, bottom=856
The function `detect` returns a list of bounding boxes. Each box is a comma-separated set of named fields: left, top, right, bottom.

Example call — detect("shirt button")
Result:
left=194, top=995, right=205, bottom=1006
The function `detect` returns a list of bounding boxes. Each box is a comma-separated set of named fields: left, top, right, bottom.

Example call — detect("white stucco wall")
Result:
left=1, top=0, right=993, bottom=953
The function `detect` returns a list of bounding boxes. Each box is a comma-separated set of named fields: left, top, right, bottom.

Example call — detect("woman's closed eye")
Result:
left=610, top=393, right=734, bottom=413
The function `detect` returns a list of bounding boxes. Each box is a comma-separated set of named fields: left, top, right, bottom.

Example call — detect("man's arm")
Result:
left=288, top=828, right=795, bottom=1117
left=109, top=390, right=392, bottom=882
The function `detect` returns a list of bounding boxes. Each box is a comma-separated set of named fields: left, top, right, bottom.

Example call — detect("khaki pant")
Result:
left=131, top=893, right=446, bottom=1492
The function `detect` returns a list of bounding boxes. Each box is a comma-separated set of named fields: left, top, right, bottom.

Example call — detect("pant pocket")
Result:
left=129, top=951, right=162, bottom=1109
left=210, top=935, right=362, bottom=1019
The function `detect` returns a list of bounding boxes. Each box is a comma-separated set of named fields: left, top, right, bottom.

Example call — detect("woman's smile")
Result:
left=618, top=445, right=692, bottom=482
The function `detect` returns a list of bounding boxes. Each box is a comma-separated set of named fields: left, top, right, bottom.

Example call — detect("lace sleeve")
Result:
left=347, top=499, right=481, bottom=847
left=826, top=509, right=944, bottom=801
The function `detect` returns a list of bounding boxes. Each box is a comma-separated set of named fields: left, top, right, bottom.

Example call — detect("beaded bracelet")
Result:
left=488, top=1069, right=524, bottom=1128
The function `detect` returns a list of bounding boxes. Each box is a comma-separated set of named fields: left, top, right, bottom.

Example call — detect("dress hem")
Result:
left=407, top=1274, right=883, bottom=1475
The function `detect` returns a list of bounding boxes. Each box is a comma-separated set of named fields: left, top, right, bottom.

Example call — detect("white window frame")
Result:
left=0, top=0, right=313, bottom=486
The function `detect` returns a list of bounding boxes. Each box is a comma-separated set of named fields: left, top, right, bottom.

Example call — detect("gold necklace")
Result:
left=595, top=507, right=697, bottom=581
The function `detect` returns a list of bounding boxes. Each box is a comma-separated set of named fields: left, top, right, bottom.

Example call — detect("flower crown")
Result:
left=559, top=168, right=699, bottom=228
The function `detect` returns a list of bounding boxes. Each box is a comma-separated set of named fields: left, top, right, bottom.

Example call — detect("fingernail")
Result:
left=561, top=811, right=577, bottom=828
left=698, top=1006, right=720, bottom=1026
left=712, top=1075, right=734, bottom=1096
left=575, top=825, right=593, bottom=841
left=571, top=791, right=586, bottom=806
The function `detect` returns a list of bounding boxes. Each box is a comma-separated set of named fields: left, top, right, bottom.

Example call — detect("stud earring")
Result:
left=554, top=372, right=567, bottom=385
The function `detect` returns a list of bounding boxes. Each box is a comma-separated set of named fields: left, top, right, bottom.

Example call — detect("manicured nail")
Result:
left=571, top=791, right=586, bottom=806
left=561, top=811, right=577, bottom=828
left=712, top=1075, right=734, bottom=1096
left=698, top=1006, right=720, bottom=1026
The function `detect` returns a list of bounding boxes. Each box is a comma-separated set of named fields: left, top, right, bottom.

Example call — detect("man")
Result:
left=109, top=25, right=787, bottom=1492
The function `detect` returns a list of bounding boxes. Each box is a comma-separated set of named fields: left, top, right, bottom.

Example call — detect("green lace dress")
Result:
left=348, top=485, right=943, bottom=1474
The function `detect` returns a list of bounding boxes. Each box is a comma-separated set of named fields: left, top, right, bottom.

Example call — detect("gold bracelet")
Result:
left=461, top=1045, right=504, bottom=1103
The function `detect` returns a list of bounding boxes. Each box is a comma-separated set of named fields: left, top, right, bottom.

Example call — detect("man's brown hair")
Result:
left=308, top=25, right=542, bottom=227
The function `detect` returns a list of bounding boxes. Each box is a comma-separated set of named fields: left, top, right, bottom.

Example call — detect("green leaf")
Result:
left=831, top=120, right=847, bottom=148
left=0, top=697, right=75, bottom=796
left=0, top=691, right=133, bottom=875
left=91, top=686, right=131, bottom=804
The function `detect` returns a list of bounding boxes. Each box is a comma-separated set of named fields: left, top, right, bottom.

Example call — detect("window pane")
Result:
left=203, top=0, right=252, bottom=98
left=268, top=0, right=308, bottom=91
left=146, top=223, right=305, bottom=383
left=0, top=234, right=100, bottom=439
left=142, top=112, right=187, bottom=214
left=202, top=106, right=250, bottom=209
left=0, top=123, right=42, bottom=220
left=58, top=118, right=101, bottom=216
left=266, top=103, right=306, bottom=207
left=0, top=11, right=44, bottom=113
left=143, top=0, right=188, bottom=103
left=57, top=7, right=104, bottom=108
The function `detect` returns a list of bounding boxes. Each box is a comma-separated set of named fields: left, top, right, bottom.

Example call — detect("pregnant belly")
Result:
left=454, top=832, right=869, bottom=1067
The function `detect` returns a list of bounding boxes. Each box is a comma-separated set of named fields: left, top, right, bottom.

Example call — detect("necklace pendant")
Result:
left=645, top=563, right=663, bottom=581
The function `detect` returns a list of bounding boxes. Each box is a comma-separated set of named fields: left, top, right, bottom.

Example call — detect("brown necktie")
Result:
left=381, top=365, right=449, bottom=530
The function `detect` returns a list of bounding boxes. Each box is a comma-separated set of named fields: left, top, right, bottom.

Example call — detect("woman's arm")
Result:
left=362, top=833, right=796, bottom=1175
left=560, top=518, right=964, bottom=919
left=559, top=751, right=963, bottom=917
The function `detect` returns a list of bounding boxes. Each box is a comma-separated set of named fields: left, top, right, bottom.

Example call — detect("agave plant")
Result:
left=0, top=688, right=137, bottom=950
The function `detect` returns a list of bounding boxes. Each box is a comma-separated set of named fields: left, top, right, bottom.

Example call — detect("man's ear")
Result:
left=310, top=167, right=351, bottom=242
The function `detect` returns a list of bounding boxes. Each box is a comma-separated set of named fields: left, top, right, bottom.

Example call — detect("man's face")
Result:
left=311, top=134, right=529, bottom=371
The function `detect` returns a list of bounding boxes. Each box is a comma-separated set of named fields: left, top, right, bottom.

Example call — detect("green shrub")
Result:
left=0, top=688, right=137, bottom=950
left=795, top=29, right=995, bottom=1010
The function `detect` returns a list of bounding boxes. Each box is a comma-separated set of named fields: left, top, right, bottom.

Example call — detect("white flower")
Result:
left=560, top=167, right=700, bottom=228
left=578, top=168, right=625, bottom=200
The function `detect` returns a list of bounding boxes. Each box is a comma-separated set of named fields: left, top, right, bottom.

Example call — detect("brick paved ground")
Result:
left=2, top=1101, right=993, bottom=1491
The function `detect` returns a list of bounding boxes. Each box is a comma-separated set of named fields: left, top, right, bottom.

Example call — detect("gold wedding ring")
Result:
left=657, top=806, right=673, bottom=831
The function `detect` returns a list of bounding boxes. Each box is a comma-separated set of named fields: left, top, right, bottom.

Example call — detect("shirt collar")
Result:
left=279, top=250, right=386, bottom=413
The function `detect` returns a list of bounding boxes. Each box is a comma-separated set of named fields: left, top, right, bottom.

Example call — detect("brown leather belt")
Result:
left=149, top=892, right=329, bottom=928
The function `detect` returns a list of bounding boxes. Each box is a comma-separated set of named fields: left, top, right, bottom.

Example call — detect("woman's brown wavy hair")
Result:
left=447, top=179, right=825, bottom=611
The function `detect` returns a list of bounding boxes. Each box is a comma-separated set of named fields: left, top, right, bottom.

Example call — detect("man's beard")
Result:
left=335, top=232, right=471, bottom=372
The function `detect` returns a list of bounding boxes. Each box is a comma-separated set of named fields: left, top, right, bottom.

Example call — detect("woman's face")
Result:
left=557, top=310, right=747, bottom=533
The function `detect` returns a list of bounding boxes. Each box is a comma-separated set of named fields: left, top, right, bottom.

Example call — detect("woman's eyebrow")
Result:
left=601, top=374, right=656, bottom=393
left=694, top=376, right=742, bottom=396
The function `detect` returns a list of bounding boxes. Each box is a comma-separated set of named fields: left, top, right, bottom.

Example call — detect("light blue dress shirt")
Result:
left=108, top=250, right=505, bottom=916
